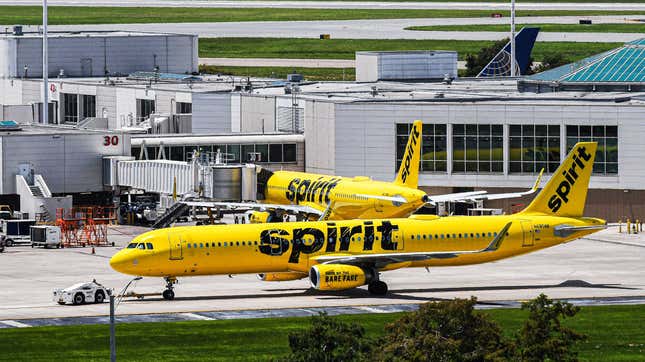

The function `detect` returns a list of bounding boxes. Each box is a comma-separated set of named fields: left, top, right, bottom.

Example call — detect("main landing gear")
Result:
left=368, top=280, right=388, bottom=296
left=163, top=276, right=177, bottom=300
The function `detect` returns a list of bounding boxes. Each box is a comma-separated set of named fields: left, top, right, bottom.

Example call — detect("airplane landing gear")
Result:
left=163, top=277, right=177, bottom=300
left=368, top=281, right=388, bottom=295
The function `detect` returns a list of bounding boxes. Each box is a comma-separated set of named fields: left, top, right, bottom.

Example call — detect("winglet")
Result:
left=484, top=222, right=512, bottom=252
left=394, top=120, right=422, bottom=189
left=520, top=142, right=597, bottom=217
left=532, top=168, right=544, bottom=192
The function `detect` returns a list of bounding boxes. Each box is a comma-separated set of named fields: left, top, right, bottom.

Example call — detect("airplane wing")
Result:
left=181, top=200, right=323, bottom=216
left=426, top=169, right=543, bottom=204
left=311, top=222, right=512, bottom=269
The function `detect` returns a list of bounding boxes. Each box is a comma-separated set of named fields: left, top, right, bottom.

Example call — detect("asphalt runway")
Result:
left=0, top=224, right=643, bottom=326
left=4, top=1, right=645, bottom=11
left=28, top=16, right=644, bottom=42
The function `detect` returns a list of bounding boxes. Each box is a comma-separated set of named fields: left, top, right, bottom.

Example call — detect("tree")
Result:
left=282, top=312, right=372, bottom=362
left=464, top=39, right=509, bottom=77
left=532, top=53, right=570, bottom=74
left=512, top=293, right=587, bottom=362
left=373, top=297, right=508, bottom=362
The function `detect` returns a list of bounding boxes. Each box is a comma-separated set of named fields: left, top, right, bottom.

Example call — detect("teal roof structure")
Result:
left=529, top=38, right=645, bottom=83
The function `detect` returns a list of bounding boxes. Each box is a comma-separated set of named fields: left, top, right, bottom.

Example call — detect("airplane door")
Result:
left=374, top=193, right=387, bottom=213
left=520, top=220, right=534, bottom=247
left=168, top=232, right=184, bottom=260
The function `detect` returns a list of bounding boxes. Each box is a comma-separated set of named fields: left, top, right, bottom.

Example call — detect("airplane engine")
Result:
left=257, top=272, right=307, bottom=281
left=309, top=264, right=375, bottom=291
left=248, top=211, right=281, bottom=224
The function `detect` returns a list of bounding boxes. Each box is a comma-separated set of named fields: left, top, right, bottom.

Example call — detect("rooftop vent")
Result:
left=12, top=25, right=23, bottom=36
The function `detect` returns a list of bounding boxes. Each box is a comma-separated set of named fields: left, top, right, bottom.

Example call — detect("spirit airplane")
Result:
left=111, top=142, right=605, bottom=299
left=186, top=120, right=542, bottom=222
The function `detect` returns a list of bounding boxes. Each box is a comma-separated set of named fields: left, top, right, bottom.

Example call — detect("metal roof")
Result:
left=528, top=38, right=645, bottom=84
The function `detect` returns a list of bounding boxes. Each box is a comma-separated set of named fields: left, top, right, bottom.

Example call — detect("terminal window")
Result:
left=452, top=124, right=503, bottom=173
left=566, top=125, right=617, bottom=174
left=396, top=123, right=447, bottom=173
left=146, top=143, right=297, bottom=163
left=509, top=125, right=561, bottom=174
left=136, top=99, right=156, bottom=122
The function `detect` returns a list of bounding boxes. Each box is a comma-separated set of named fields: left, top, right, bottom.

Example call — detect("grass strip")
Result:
left=0, top=6, right=644, bottom=25
left=407, top=23, right=645, bottom=33
left=199, top=65, right=355, bottom=81
left=199, top=38, right=623, bottom=62
left=0, top=304, right=643, bottom=361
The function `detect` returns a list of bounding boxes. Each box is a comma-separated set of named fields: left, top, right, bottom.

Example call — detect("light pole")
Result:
left=510, top=0, right=516, bottom=77
left=42, top=0, right=48, bottom=124
left=110, top=276, right=142, bottom=362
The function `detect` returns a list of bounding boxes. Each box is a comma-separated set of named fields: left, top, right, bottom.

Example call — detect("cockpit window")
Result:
left=127, top=243, right=137, bottom=249
left=137, top=243, right=145, bottom=250
left=146, top=243, right=153, bottom=250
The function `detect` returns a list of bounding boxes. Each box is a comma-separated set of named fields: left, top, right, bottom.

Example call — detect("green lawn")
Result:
left=199, top=65, right=355, bottom=81
left=0, top=304, right=643, bottom=361
left=199, top=38, right=623, bottom=62
left=1, top=6, right=645, bottom=25
left=407, top=23, right=645, bottom=33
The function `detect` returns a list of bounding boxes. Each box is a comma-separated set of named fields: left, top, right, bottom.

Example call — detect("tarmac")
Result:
left=0, top=221, right=643, bottom=328
left=28, top=16, right=644, bottom=42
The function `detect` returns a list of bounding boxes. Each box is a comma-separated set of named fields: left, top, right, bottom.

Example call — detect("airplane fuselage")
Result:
left=263, top=171, right=428, bottom=220
left=110, top=214, right=605, bottom=278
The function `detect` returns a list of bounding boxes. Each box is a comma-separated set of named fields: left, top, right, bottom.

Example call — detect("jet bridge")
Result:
left=102, top=156, right=258, bottom=201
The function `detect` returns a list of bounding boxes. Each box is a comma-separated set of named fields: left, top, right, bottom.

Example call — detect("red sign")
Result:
left=103, top=136, right=119, bottom=146
left=50, top=84, right=56, bottom=92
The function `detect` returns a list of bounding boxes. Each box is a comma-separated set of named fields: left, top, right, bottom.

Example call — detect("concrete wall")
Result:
left=304, top=100, right=335, bottom=175
left=9, top=34, right=197, bottom=78
left=240, top=95, right=275, bottom=133
left=356, top=51, right=457, bottom=82
left=192, top=93, right=231, bottom=134
left=1, top=131, right=130, bottom=194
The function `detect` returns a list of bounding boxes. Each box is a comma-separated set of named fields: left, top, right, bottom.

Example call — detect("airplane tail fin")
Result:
left=477, top=27, right=540, bottom=77
left=394, top=120, right=422, bottom=188
left=520, top=142, right=597, bottom=217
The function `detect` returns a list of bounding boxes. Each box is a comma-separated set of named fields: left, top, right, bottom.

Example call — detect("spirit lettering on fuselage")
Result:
left=547, top=146, right=592, bottom=213
left=285, top=177, right=341, bottom=204
left=259, top=220, right=400, bottom=263
left=399, top=123, right=420, bottom=184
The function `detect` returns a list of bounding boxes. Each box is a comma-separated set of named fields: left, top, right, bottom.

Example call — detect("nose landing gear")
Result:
left=163, top=276, right=177, bottom=300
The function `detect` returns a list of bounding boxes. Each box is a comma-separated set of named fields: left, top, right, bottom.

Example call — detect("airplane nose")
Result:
left=110, top=251, right=134, bottom=275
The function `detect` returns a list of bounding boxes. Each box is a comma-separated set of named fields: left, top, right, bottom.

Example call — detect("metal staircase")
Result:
left=151, top=202, right=190, bottom=229
left=30, top=185, right=45, bottom=197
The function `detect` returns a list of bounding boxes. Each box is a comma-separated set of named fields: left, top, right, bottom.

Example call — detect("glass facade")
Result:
left=396, top=123, right=447, bottom=173
left=509, top=125, right=561, bottom=173
left=452, top=124, right=503, bottom=173
left=566, top=125, right=618, bottom=174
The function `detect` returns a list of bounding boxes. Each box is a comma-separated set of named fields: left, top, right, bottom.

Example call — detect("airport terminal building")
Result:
left=0, top=31, right=643, bottom=220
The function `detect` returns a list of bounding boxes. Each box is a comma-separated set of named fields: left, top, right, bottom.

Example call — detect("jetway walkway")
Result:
left=104, top=157, right=196, bottom=196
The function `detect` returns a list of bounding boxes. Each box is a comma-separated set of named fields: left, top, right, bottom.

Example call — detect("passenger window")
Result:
left=224, top=242, right=228, bottom=247
left=137, top=243, right=145, bottom=249
left=146, top=243, right=153, bottom=250
left=452, top=234, right=456, bottom=239
left=236, top=242, right=240, bottom=246
left=446, top=234, right=450, bottom=239
left=411, top=235, right=415, bottom=240
left=254, top=241, right=258, bottom=245
left=193, top=243, right=198, bottom=248
left=200, top=243, right=204, bottom=248
left=427, top=235, right=431, bottom=240
left=357, top=237, right=361, bottom=242
left=127, top=243, right=137, bottom=249
left=417, top=234, right=421, bottom=240
left=242, top=241, right=246, bottom=246
left=470, top=233, right=474, bottom=238
left=434, top=234, right=438, bottom=239
left=218, top=242, right=222, bottom=247
left=488, top=232, right=492, bottom=237
left=187, top=244, right=191, bottom=249
left=494, top=232, right=498, bottom=236
left=458, top=233, right=462, bottom=238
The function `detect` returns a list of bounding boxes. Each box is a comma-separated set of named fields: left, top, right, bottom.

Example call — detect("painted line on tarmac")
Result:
left=356, top=306, right=388, bottom=314
left=181, top=312, right=215, bottom=321
left=1, top=320, right=31, bottom=328
left=582, top=237, right=645, bottom=248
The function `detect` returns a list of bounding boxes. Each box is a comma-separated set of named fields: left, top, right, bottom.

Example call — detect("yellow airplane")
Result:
left=111, top=142, right=605, bottom=299
left=185, top=120, right=542, bottom=222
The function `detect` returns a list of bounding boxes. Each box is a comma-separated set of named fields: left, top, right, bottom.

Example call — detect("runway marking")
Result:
left=1, top=320, right=31, bottom=328
left=582, top=237, right=645, bottom=248
left=356, top=306, right=388, bottom=314
left=181, top=313, right=214, bottom=321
